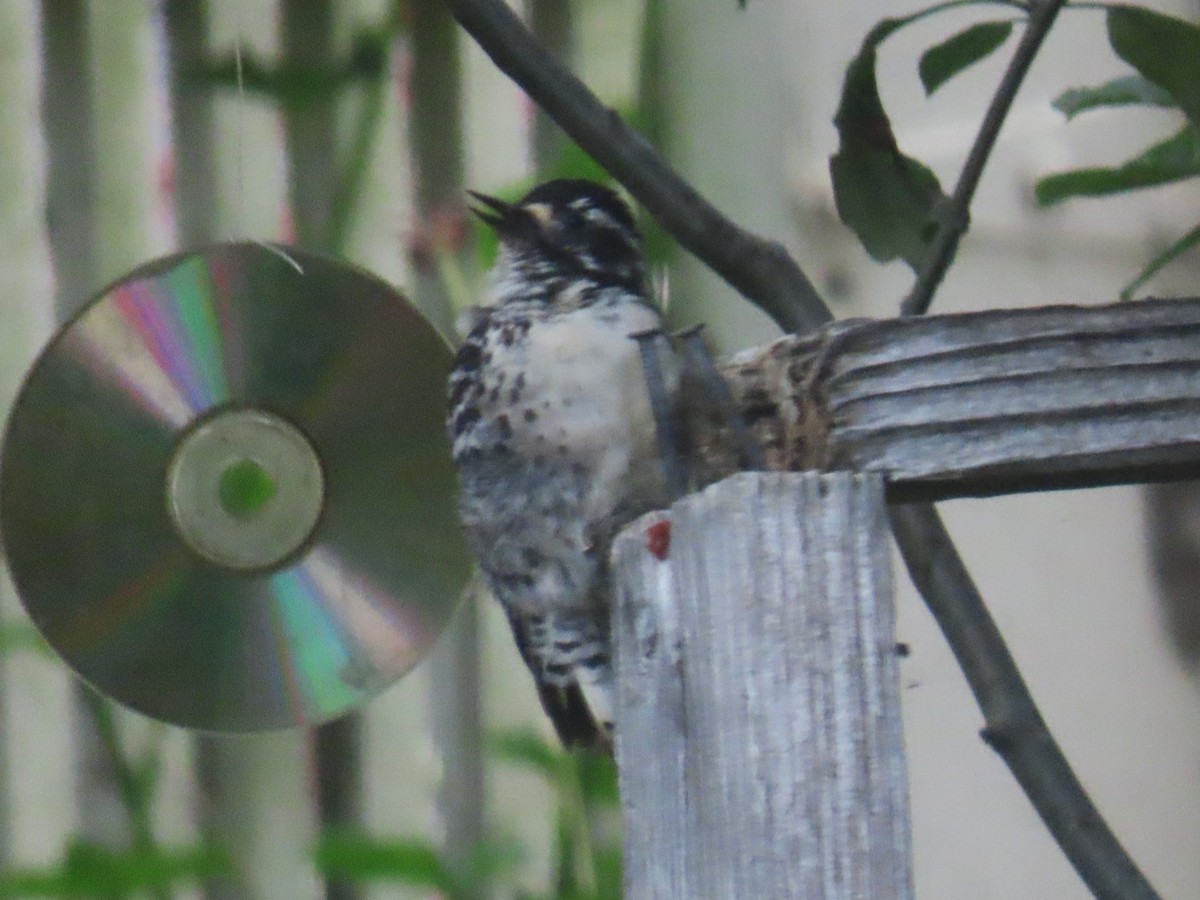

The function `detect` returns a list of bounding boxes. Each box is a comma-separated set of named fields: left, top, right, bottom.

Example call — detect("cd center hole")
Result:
left=218, top=458, right=277, bottom=520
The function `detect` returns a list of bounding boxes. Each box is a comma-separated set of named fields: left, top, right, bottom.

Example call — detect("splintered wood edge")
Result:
left=704, top=298, right=1200, bottom=500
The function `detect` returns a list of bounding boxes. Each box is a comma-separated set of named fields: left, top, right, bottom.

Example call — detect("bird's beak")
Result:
left=467, top=190, right=512, bottom=231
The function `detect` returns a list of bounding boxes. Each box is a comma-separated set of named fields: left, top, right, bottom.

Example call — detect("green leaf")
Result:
left=919, top=20, right=1013, bottom=96
left=593, top=844, right=624, bottom=900
left=1053, top=75, right=1177, bottom=120
left=573, top=748, right=619, bottom=810
left=1108, top=6, right=1200, bottom=127
left=1035, top=126, right=1200, bottom=205
left=486, top=728, right=569, bottom=781
left=831, top=19, right=949, bottom=270
left=315, top=830, right=523, bottom=897
left=314, top=831, right=455, bottom=889
left=1121, top=221, right=1200, bottom=300
left=0, top=841, right=231, bottom=897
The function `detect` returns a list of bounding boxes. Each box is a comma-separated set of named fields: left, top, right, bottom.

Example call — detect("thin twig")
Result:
left=440, top=0, right=830, bottom=335
left=887, top=505, right=1160, bottom=900
left=440, top=1, right=1162, bottom=896
left=902, top=0, right=1068, bottom=316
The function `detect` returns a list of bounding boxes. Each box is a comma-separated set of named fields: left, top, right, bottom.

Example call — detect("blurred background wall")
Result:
left=0, top=1, right=1197, bottom=897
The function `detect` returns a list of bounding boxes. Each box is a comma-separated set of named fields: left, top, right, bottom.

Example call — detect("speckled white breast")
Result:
left=495, top=298, right=670, bottom=521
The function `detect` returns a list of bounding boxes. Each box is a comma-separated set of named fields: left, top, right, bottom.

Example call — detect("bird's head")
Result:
left=470, top=179, right=647, bottom=304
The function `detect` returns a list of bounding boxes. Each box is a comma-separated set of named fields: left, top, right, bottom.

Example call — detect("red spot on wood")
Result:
left=646, top=520, right=671, bottom=560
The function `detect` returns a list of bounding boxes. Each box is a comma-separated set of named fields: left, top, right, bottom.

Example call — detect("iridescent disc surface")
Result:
left=0, top=243, right=471, bottom=731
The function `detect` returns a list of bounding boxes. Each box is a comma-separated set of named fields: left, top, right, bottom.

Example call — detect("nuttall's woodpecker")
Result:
left=447, top=179, right=674, bottom=750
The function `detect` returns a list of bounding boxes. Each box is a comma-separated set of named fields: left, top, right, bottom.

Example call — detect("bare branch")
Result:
left=887, top=504, right=1160, bottom=900
left=440, top=0, right=830, bottom=335
left=902, top=0, right=1068, bottom=316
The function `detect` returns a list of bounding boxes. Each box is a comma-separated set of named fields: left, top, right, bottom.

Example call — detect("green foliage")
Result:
left=828, top=2, right=1200, bottom=296
left=0, top=841, right=231, bottom=898
left=487, top=729, right=621, bottom=900
left=1106, top=5, right=1200, bottom=127
left=828, top=2, right=1025, bottom=271
left=0, top=725, right=616, bottom=898
left=830, top=18, right=949, bottom=271
left=1034, top=5, right=1200, bottom=296
left=1052, top=75, right=1174, bottom=120
left=919, top=20, right=1013, bottom=96
left=0, top=684, right=180, bottom=899
left=183, top=29, right=391, bottom=108
left=1035, top=126, right=1200, bottom=204
left=314, top=829, right=523, bottom=897
left=307, top=729, right=621, bottom=899
left=488, top=727, right=571, bottom=780
left=316, top=833, right=455, bottom=888
left=571, top=744, right=619, bottom=809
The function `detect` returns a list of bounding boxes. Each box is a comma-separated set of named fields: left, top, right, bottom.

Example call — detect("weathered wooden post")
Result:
left=612, top=471, right=912, bottom=899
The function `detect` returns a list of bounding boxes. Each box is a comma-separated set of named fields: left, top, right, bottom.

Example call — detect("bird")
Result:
left=447, top=179, right=675, bottom=751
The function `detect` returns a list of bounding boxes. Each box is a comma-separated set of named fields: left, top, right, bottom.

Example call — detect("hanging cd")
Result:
left=0, top=243, right=471, bottom=731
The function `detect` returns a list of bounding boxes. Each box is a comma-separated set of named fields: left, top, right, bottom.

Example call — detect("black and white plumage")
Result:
left=447, top=179, right=673, bottom=750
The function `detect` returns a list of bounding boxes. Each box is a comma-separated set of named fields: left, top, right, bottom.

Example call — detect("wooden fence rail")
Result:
left=713, top=297, right=1200, bottom=499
